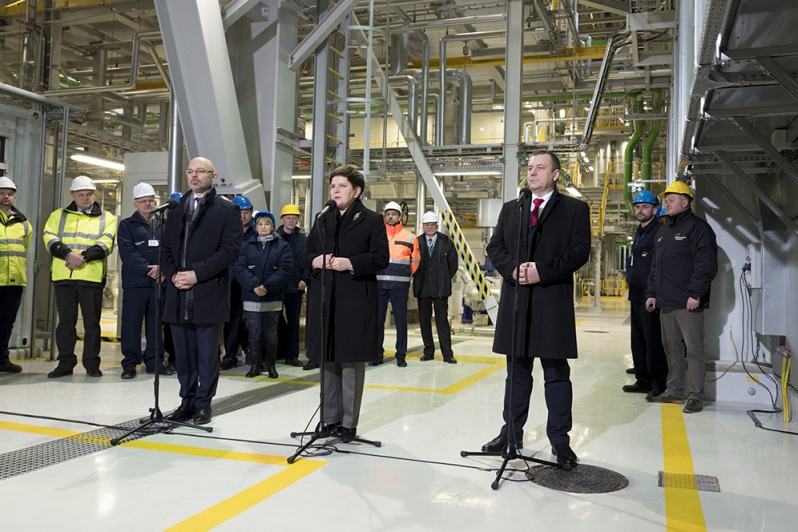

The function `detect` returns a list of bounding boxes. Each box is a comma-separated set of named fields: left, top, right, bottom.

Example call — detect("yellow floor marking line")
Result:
left=661, top=403, right=707, bottom=532
left=0, top=421, right=325, bottom=531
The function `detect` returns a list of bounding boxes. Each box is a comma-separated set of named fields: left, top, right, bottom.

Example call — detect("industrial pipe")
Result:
left=623, top=89, right=644, bottom=204
left=641, top=88, right=663, bottom=188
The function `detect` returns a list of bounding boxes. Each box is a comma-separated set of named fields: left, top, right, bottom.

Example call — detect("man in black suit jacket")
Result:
left=161, top=157, right=242, bottom=425
left=483, top=151, right=590, bottom=468
left=413, top=211, right=459, bottom=363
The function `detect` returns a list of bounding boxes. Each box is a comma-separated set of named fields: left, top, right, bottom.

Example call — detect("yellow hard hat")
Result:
left=280, top=203, right=301, bottom=217
left=660, top=180, right=693, bottom=199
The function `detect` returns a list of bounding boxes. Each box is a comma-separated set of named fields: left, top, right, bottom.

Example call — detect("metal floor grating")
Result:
left=0, top=373, right=320, bottom=482
left=658, top=471, right=721, bottom=492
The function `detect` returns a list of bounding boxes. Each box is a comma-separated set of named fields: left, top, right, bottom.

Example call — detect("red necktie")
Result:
left=531, top=198, right=544, bottom=226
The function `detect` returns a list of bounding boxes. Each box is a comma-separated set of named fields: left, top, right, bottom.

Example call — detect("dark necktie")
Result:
left=428, top=237, right=434, bottom=253
left=531, top=198, right=544, bottom=226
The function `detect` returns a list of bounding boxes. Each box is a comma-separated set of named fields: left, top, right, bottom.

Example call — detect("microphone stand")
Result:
left=111, top=206, right=211, bottom=445
left=460, top=193, right=564, bottom=489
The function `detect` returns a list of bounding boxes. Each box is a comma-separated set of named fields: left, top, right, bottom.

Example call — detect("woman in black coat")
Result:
left=299, top=166, right=389, bottom=442
left=233, top=210, right=293, bottom=378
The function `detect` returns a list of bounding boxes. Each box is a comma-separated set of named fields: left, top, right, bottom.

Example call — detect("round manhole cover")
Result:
left=525, top=464, right=629, bottom=493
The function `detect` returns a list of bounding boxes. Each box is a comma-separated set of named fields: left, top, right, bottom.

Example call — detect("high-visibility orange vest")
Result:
left=376, top=222, right=420, bottom=288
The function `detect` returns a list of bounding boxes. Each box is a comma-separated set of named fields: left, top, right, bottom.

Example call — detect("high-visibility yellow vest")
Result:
left=0, top=208, right=32, bottom=286
left=43, top=204, right=117, bottom=283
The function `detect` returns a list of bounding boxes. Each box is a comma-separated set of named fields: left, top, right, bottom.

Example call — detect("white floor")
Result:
left=1, top=298, right=796, bottom=531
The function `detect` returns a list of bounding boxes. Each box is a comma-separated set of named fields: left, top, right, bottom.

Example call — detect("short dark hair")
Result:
left=329, top=165, right=364, bottom=199
left=529, top=151, right=561, bottom=172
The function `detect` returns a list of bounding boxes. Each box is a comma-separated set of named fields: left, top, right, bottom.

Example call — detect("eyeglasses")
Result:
left=185, top=169, right=212, bottom=176
left=136, top=199, right=156, bottom=204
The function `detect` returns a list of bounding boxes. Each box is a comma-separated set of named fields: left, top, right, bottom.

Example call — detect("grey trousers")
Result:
left=322, top=361, right=366, bottom=428
left=659, top=307, right=706, bottom=401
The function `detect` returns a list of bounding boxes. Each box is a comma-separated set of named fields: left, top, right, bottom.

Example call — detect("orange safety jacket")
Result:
left=376, top=221, right=420, bottom=289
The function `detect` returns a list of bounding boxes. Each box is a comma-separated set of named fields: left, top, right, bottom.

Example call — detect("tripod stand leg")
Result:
left=491, top=456, right=511, bottom=490
left=287, top=434, right=319, bottom=464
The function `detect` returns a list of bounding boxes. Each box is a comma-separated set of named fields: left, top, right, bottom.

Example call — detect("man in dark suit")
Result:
left=483, top=151, right=591, bottom=468
left=413, top=211, right=459, bottom=363
left=161, top=157, right=242, bottom=425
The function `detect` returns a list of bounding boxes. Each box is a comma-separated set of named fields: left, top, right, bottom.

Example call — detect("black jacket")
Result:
left=625, top=219, right=662, bottom=303
left=118, top=212, right=161, bottom=289
left=300, top=200, right=389, bottom=363
left=487, top=189, right=591, bottom=358
left=233, top=233, right=293, bottom=304
left=412, top=232, right=458, bottom=298
left=276, top=225, right=309, bottom=293
left=161, top=188, right=242, bottom=323
left=647, top=208, right=718, bottom=309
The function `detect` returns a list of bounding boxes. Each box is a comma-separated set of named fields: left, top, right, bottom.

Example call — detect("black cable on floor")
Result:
left=0, top=409, right=131, bottom=431
left=747, top=409, right=798, bottom=436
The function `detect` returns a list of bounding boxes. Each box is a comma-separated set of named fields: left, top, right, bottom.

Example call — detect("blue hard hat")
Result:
left=232, top=195, right=254, bottom=210
left=169, top=192, right=183, bottom=202
left=656, top=206, right=668, bottom=218
left=632, top=190, right=658, bottom=205
left=252, top=210, right=276, bottom=231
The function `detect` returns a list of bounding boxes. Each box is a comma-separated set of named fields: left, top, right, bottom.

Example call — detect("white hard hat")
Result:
left=0, top=176, right=17, bottom=191
left=384, top=201, right=402, bottom=214
left=70, top=175, right=96, bottom=192
left=421, top=211, right=438, bottom=224
left=132, top=182, right=156, bottom=199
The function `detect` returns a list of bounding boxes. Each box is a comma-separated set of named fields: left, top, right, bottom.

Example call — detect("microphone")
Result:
left=316, top=199, right=338, bottom=218
left=517, top=187, right=531, bottom=203
left=151, top=198, right=178, bottom=214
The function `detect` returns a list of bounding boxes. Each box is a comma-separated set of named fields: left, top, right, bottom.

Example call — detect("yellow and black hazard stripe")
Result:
left=441, top=210, right=492, bottom=301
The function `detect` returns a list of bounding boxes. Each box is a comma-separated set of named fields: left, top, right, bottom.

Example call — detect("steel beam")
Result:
left=155, top=0, right=261, bottom=199
left=755, top=56, right=798, bottom=102
left=578, top=0, right=628, bottom=17
left=715, top=151, right=798, bottom=236
left=222, top=0, right=262, bottom=29
left=732, top=117, right=798, bottom=186
left=702, top=174, right=761, bottom=231
left=288, top=0, right=358, bottom=70
left=502, top=0, right=524, bottom=203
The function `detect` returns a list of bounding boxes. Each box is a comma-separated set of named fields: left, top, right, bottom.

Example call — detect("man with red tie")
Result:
left=482, top=151, right=591, bottom=469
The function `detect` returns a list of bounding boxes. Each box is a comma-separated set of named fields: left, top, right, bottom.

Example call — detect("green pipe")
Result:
left=641, top=88, right=663, bottom=189
left=623, top=89, right=644, bottom=204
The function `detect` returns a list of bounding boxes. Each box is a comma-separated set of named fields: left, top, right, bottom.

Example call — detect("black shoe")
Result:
left=303, top=360, right=319, bottom=371
left=48, top=366, right=73, bottom=378
left=336, top=426, right=357, bottom=443
left=396, top=359, right=407, bottom=367
left=645, top=389, right=664, bottom=401
left=146, top=365, right=175, bottom=376
left=121, top=366, right=137, bottom=380
left=683, top=398, right=704, bottom=413
left=166, top=404, right=194, bottom=422
left=191, top=406, right=212, bottom=425
left=284, top=358, right=303, bottom=367
left=552, top=443, right=578, bottom=469
left=369, top=357, right=384, bottom=367
left=420, top=354, right=434, bottom=361
left=316, top=421, right=341, bottom=438
left=219, top=359, right=237, bottom=371
left=481, top=434, right=523, bottom=453
left=245, top=364, right=261, bottom=378
left=444, top=357, right=458, bottom=364
left=622, top=383, right=651, bottom=393
left=625, top=367, right=635, bottom=374
left=266, top=365, right=279, bottom=379
left=86, top=368, right=103, bottom=377
left=0, top=360, right=22, bottom=373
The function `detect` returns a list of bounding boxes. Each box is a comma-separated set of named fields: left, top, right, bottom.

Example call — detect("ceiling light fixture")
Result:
left=564, top=182, right=583, bottom=198
left=291, top=175, right=311, bottom=180
left=70, top=154, right=125, bottom=171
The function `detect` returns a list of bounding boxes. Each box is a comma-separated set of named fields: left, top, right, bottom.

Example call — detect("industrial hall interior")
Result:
left=1, top=0, right=797, bottom=530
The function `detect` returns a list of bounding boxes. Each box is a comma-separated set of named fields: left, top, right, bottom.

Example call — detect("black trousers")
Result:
left=500, top=356, right=572, bottom=446
left=170, top=322, right=222, bottom=408
left=222, top=296, right=248, bottom=362
left=0, top=286, right=23, bottom=363
left=278, top=291, right=304, bottom=361
left=120, top=286, right=164, bottom=371
left=54, top=282, right=103, bottom=370
left=630, top=301, right=668, bottom=392
left=417, top=296, right=453, bottom=358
